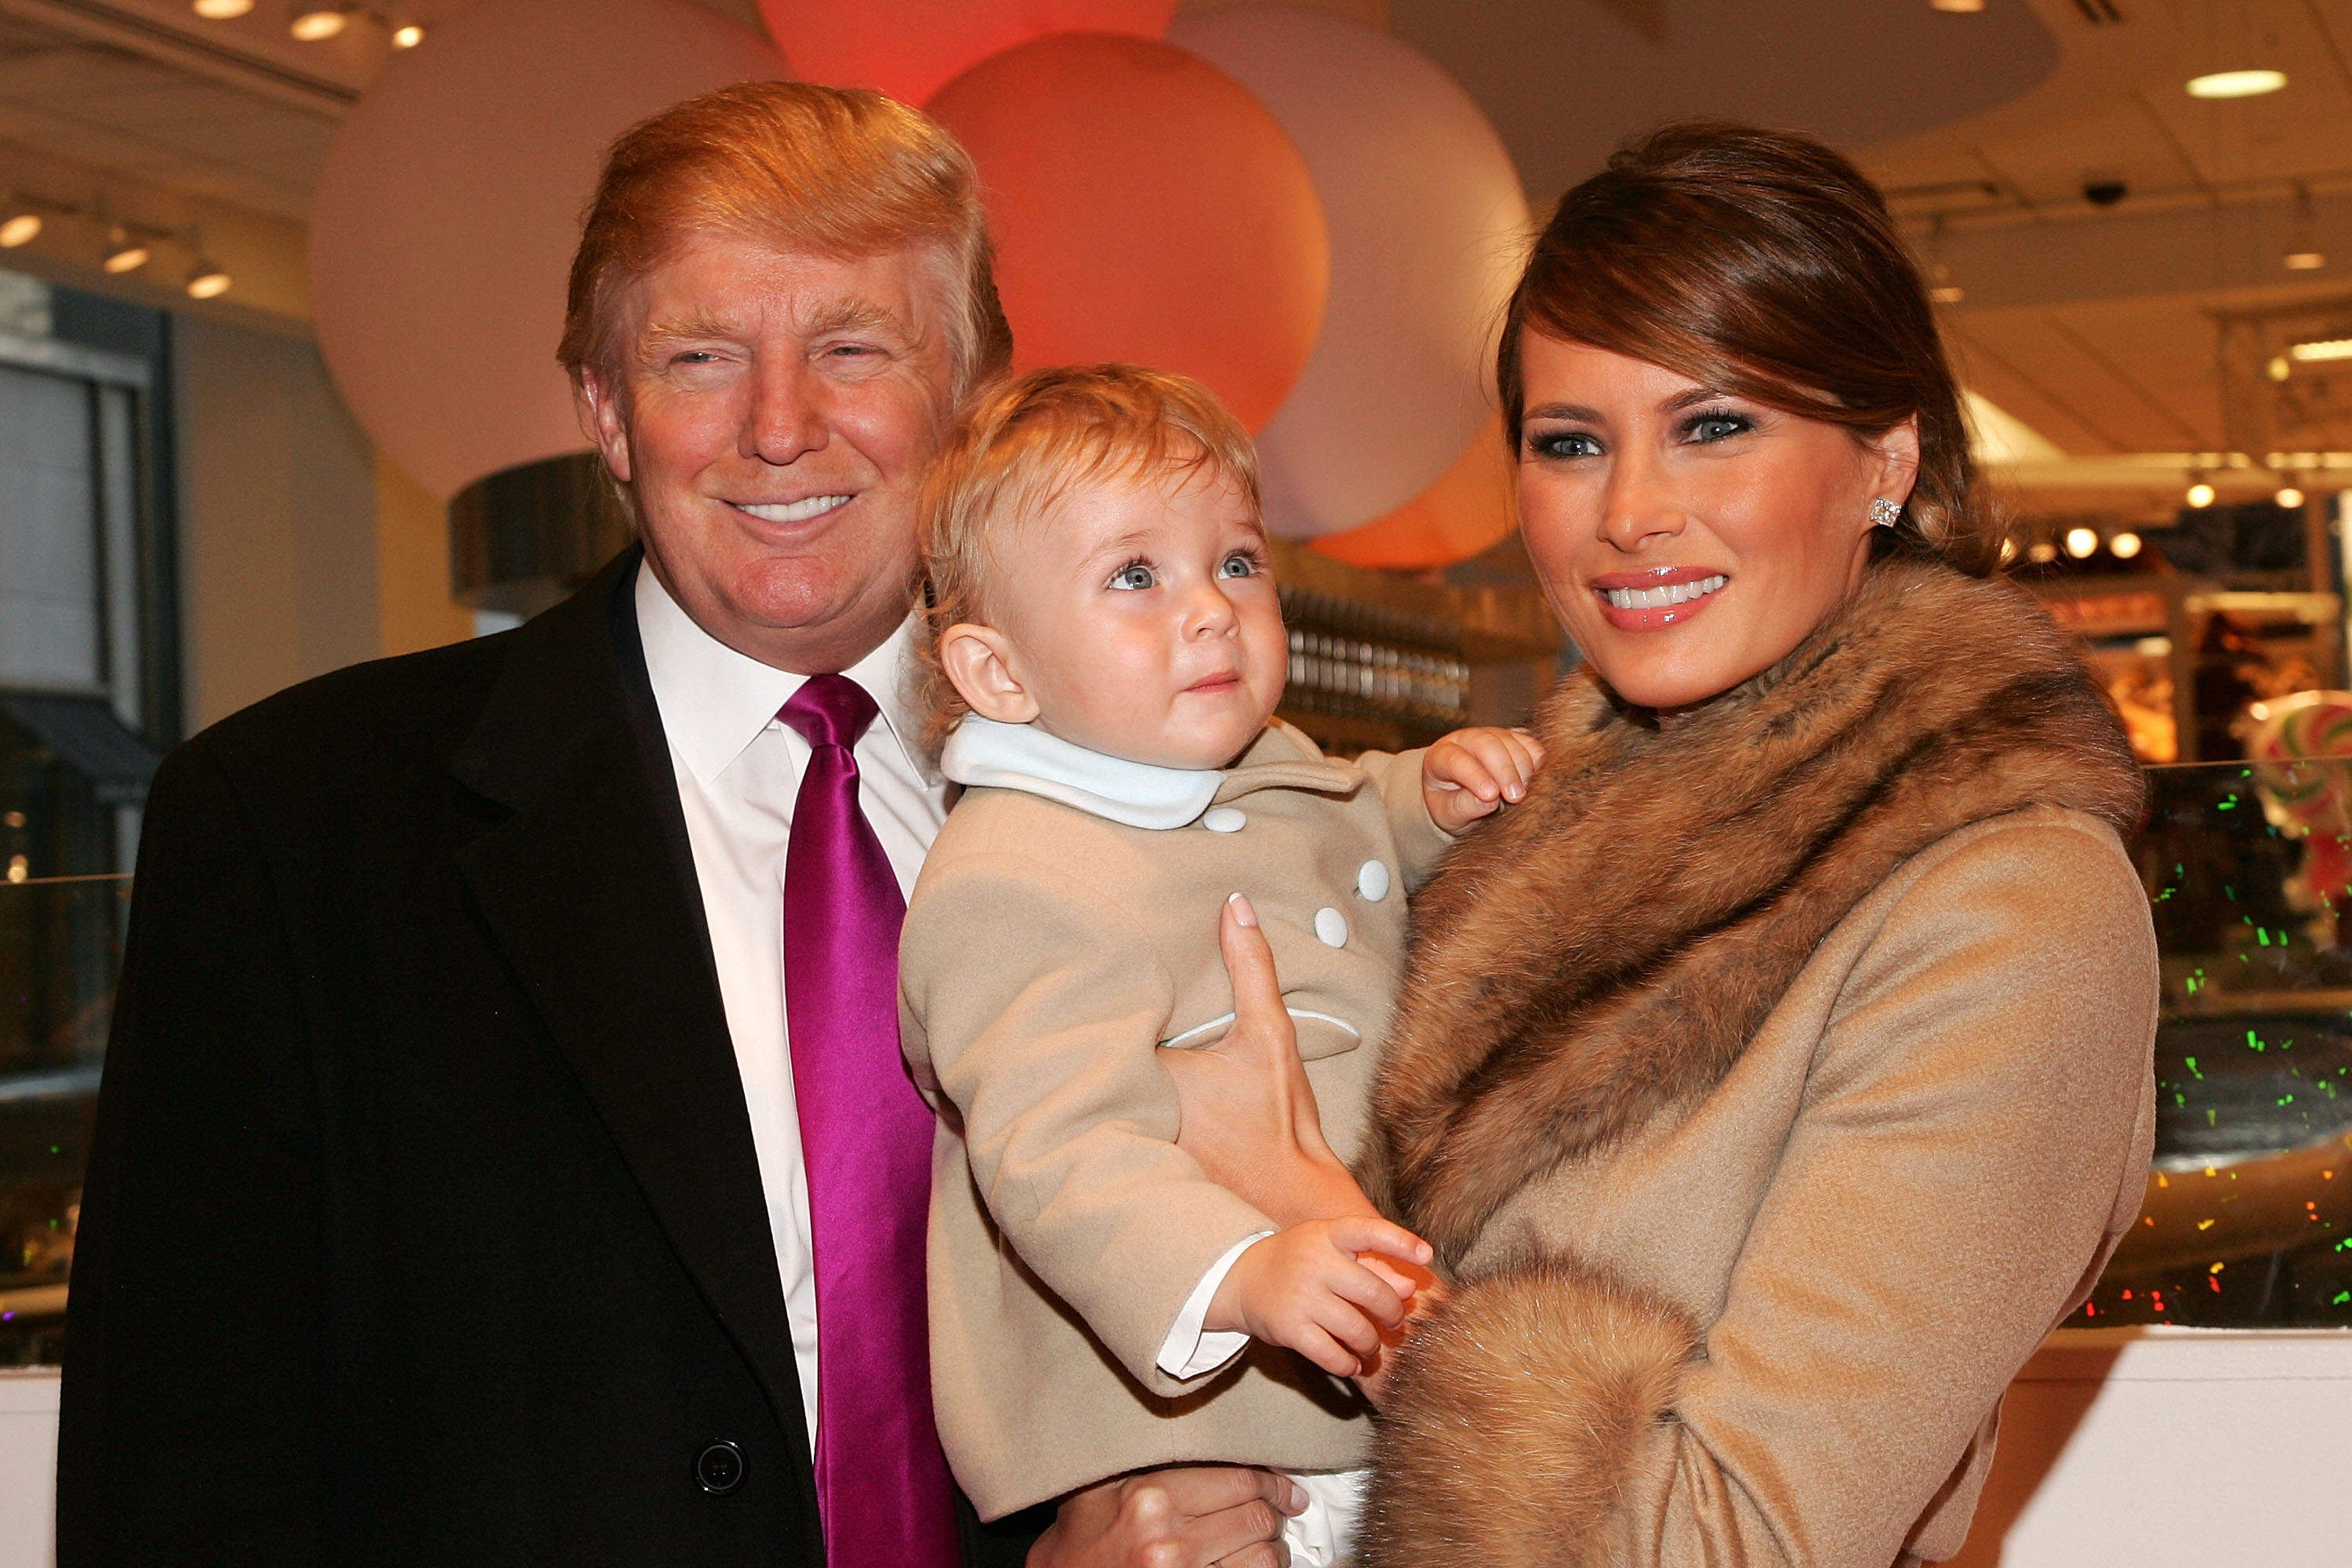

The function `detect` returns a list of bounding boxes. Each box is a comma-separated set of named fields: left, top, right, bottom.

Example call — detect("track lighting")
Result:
left=2063, top=526, right=2100, bottom=559
left=0, top=205, right=38, bottom=249
left=2186, top=477, right=2217, bottom=509
left=185, top=258, right=230, bottom=299
left=2187, top=69, right=2287, bottom=99
left=392, top=22, right=424, bottom=47
left=2277, top=485, right=2307, bottom=510
left=191, top=0, right=253, bottom=16
left=101, top=227, right=149, bottom=274
left=2110, top=532, right=2143, bottom=560
left=289, top=6, right=349, bottom=41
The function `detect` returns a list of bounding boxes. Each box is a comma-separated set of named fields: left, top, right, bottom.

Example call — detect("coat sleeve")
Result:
left=900, top=851, right=1278, bottom=1396
left=1362, top=818, right=2159, bottom=1568
left=55, top=738, right=327, bottom=1566
left=1350, top=746, right=1454, bottom=891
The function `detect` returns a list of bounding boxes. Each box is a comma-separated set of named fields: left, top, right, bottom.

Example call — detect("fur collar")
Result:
left=1374, top=560, right=2144, bottom=1263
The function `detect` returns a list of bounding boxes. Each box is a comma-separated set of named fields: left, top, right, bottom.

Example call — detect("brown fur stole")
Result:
left=1375, top=558, right=2143, bottom=1263
left=1355, top=560, right=2143, bottom=1567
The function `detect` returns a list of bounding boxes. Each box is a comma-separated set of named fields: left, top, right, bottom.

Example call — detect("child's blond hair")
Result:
left=912, top=364, right=1264, bottom=754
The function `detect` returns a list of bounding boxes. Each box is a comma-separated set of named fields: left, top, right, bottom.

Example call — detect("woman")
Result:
left=1171, top=122, right=2157, bottom=1566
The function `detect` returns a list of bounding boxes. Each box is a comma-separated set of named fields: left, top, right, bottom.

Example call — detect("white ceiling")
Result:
left=0, top=0, right=2343, bottom=485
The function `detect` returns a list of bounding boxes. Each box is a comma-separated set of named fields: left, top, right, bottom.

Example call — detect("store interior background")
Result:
left=3, top=0, right=2350, bottom=1561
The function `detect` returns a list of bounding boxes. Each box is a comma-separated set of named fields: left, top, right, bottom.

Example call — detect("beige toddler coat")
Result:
left=899, top=720, right=1452, bottom=1519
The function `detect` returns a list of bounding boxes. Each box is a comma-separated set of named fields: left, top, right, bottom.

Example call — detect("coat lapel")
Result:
left=450, top=550, right=815, bottom=1470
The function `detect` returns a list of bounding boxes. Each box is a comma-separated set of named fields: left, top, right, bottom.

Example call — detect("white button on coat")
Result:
left=1356, top=859, right=1392, bottom=902
left=1314, top=907, right=1348, bottom=947
left=1202, top=808, right=1247, bottom=833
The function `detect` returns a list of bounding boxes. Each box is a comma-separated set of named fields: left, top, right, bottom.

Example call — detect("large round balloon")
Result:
left=310, top=0, right=783, bottom=501
left=927, top=34, right=1327, bottom=433
left=1170, top=5, right=1528, bottom=537
left=757, top=0, right=1178, bottom=107
left=1311, top=417, right=1516, bottom=572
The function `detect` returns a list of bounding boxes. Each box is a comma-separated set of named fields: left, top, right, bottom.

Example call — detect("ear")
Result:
left=1871, top=414, right=1923, bottom=506
left=939, top=623, right=1040, bottom=725
left=575, top=365, right=633, bottom=485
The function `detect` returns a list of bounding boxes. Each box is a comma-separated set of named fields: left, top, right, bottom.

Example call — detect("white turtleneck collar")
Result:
left=940, top=716, right=1224, bottom=831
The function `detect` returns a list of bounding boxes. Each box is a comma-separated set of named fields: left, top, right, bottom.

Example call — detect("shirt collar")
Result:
left=940, top=716, right=1223, bottom=830
left=633, top=559, right=924, bottom=787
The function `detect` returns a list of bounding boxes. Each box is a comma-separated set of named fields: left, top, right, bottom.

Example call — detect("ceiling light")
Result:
left=2027, top=540, right=2059, bottom=564
left=191, top=0, right=253, bottom=16
left=1998, top=537, right=2019, bottom=565
left=2287, top=249, right=2327, bottom=270
left=2111, top=531, right=2143, bottom=559
left=101, top=227, right=149, bottom=274
left=2290, top=338, right=2352, bottom=363
left=2277, top=485, right=2307, bottom=509
left=1930, top=0, right=1984, bottom=10
left=391, top=23, right=424, bottom=47
left=1929, top=263, right=1963, bottom=305
left=2187, top=479, right=2217, bottom=509
left=2064, top=526, right=2100, bottom=559
left=2269, top=354, right=2294, bottom=380
left=185, top=258, right=230, bottom=299
left=0, top=211, right=39, bottom=249
left=2284, top=183, right=2325, bottom=271
left=289, top=6, right=348, bottom=41
left=2187, top=69, right=2288, bottom=100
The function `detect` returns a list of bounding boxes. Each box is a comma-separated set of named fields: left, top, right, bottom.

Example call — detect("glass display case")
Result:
left=2075, top=757, right=2352, bottom=1327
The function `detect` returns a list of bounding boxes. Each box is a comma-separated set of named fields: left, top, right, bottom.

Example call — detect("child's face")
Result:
left=953, top=463, right=1288, bottom=769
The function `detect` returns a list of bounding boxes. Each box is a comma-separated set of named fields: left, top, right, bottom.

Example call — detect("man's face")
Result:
left=580, top=235, right=957, bottom=673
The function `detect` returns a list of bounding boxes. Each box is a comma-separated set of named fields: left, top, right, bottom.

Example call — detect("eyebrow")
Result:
left=1521, top=387, right=1738, bottom=424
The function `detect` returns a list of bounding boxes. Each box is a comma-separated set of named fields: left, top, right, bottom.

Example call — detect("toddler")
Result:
left=898, top=365, right=1538, bottom=1563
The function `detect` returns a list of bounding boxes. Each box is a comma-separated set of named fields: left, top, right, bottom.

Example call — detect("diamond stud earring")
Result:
left=1869, top=498, right=1902, bottom=528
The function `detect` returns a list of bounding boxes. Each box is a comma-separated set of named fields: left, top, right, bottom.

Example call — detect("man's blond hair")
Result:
left=559, top=81, right=1011, bottom=398
left=913, top=364, right=1264, bottom=755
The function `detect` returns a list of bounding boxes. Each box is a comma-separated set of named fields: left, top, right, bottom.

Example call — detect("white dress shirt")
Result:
left=634, top=564, right=947, bottom=1450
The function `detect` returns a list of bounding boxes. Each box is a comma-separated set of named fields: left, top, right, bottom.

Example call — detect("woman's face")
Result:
left=1515, top=332, right=1919, bottom=711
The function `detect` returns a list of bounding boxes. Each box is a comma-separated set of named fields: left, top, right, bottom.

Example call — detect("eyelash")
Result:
left=1105, top=553, right=1261, bottom=591
left=1526, top=409, right=1755, bottom=459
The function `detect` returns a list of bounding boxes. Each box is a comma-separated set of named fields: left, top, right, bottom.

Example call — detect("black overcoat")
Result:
left=56, top=550, right=1040, bottom=1565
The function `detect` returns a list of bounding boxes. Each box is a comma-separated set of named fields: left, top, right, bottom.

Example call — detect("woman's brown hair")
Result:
left=1499, top=122, right=2000, bottom=576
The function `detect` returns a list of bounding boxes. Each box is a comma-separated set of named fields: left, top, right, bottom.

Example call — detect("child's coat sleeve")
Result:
left=900, top=850, right=1279, bottom=1396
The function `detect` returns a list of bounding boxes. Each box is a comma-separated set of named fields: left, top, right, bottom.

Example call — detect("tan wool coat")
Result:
left=1359, top=561, right=2159, bottom=1568
left=899, top=720, right=1454, bottom=1519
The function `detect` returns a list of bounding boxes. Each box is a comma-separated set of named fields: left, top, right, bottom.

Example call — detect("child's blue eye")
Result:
left=1109, top=562, right=1156, bottom=591
left=1218, top=554, right=1258, bottom=579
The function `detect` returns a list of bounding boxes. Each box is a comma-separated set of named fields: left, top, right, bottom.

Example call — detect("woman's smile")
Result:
left=1591, top=567, right=1730, bottom=630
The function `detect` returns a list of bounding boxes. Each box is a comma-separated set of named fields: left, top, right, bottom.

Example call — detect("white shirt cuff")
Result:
left=1155, top=1231, right=1273, bottom=1380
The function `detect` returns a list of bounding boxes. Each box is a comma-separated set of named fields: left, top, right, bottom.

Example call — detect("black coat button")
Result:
left=694, top=1441, right=746, bottom=1495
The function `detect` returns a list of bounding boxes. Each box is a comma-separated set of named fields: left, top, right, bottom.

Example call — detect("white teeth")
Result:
left=1604, top=574, right=1726, bottom=612
left=738, top=495, right=851, bottom=524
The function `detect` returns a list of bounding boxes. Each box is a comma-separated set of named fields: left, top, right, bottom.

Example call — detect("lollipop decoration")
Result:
left=2245, top=690, right=2352, bottom=945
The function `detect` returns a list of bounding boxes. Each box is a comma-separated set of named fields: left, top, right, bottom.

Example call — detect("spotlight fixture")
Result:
left=185, top=258, right=230, bottom=299
left=0, top=207, right=39, bottom=249
left=2187, top=68, right=2288, bottom=100
left=2277, top=485, right=2307, bottom=510
left=2285, top=183, right=2325, bottom=271
left=2289, top=337, right=2352, bottom=363
left=2187, top=477, right=2217, bottom=509
left=2269, top=354, right=2294, bottom=381
left=289, top=5, right=349, bottom=41
left=101, top=227, right=149, bottom=274
left=2027, top=540, right=2059, bottom=564
left=191, top=0, right=253, bottom=16
left=1929, top=0, right=1984, bottom=10
left=1929, top=266, right=1965, bottom=306
left=2110, top=531, right=2143, bottom=560
left=391, top=22, right=424, bottom=47
left=2063, top=525, right=2100, bottom=559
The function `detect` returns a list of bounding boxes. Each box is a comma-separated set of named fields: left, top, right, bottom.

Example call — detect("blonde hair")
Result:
left=913, top=364, right=1264, bottom=754
left=559, top=81, right=1011, bottom=400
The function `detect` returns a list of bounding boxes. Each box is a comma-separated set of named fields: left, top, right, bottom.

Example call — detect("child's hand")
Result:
left=1205, top=1216, right=1432, bottom=1378
left=1423, top=727, right=1544, bottom=834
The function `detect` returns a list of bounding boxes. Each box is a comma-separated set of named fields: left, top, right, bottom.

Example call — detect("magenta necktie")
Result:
left=779, top=675, right=960, bottom=1567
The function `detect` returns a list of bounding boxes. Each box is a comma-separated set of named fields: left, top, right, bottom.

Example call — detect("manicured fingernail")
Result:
left=1228, top=892, right=1258, bottom=927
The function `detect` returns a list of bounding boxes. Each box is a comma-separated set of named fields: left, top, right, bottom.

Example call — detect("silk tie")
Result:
left=779, top=675, right=959, bottom=1567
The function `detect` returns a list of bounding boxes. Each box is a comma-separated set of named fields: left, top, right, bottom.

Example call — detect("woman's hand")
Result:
left=1421, top=727, right=1544, bottom=835
left=1029, top=1465, right=1305, bottom=1568
left=1161, top=895, right=1368, bottom=1225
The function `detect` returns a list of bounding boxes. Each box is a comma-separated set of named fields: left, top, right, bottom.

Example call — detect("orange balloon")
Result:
left=927, top=34, right=1327, bottom=432
left=757, top=0, right=1178, bottom=107
left=1312, top=416, right=1517, bottom=571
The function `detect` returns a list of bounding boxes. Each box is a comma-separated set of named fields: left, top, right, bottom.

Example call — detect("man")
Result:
left=57, top=83, right=1295, bottom=1567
